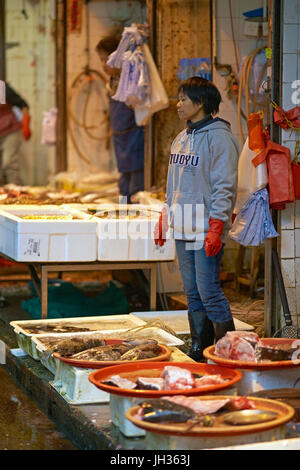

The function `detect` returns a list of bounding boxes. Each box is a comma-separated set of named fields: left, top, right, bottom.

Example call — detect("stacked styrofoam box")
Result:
left=0, top=206, right=97, bottom=262
left=83, top=204, right=176, bottom=262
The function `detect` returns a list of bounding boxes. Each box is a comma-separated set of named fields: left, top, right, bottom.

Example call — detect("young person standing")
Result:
left=155, top=76, right=239, bottom=361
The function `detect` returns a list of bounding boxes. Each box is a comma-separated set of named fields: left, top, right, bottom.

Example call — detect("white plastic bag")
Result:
left=234, top=137, right=268, bottom=214
left=41, top=108, right=57, bottom=145
left=134, top=44, right=169, bottom=126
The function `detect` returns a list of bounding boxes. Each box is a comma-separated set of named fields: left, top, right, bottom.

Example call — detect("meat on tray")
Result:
left=102, top=366, right=228, bottom=391
left=214, top=331, right=300, bottom=362
left=162, top=366, right=195, bottom=390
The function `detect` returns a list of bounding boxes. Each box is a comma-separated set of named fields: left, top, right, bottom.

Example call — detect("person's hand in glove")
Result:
left=204, top=218, right=224, bottom=257
left=21, top=107, right=31, bottom=140
left=154, top=207, right=168, bottom=247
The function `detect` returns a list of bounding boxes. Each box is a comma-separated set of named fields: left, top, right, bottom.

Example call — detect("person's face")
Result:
left=96, top=49, right=115, bottom=76
left=176, top=91, right=205, bottom=122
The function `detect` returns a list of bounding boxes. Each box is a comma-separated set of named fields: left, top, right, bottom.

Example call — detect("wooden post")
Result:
left=55, top=0, right=67, bottom=173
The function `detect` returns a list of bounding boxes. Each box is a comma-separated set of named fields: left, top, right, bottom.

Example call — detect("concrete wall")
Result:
left=279, top=0, right=300, bottom=327
left=5, top=0, right=56, bottom=186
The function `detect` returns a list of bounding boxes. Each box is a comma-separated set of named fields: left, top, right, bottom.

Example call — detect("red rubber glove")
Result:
left=204, top=218, right=224, bottom=257
left=21, top=112, right=31, bottom=140
left=154, top=207, right=168, bottom=247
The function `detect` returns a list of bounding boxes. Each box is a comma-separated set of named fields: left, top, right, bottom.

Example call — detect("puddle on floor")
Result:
left=0, top=366, right=76, bottom=450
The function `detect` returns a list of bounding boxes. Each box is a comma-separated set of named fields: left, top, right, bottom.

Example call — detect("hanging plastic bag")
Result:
left=229, top=188, right=278, bottom=246
left=252, top=138, right=295, bottom=210
left=234, top=137, right=268, bottom=214
left=41, top=108, right=57, bottom=145
left=134, top=44, right=169, bottom=126
left=247, top=111, right=265, bottom=150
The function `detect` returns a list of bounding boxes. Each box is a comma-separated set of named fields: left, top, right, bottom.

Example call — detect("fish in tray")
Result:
left=120, top=343, right=163, bottom=361
left=138, top=398, right=196, bottom=423
left=71, top=343, right=130, bottom=361
left=40, top=335, right=106, bottom=360
left=66, top=339, right=162, bottom=362
left=135, top=396, right=257, bottom=427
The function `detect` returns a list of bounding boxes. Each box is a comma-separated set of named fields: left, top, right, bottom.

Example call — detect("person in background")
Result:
left=154, top=76, right=239, bottom=361
left=0, top=82, right=31, bottom=185
left=95, top=33, right=144, bottom=203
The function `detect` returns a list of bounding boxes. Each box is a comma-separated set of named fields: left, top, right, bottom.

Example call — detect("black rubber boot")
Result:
left=187, top=311, right=215, bottom=361
left=213, top=318, right=235, bottom=342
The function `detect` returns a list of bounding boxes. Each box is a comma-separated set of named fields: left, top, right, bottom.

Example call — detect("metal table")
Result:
left=27, top=261, right=158, bottom=319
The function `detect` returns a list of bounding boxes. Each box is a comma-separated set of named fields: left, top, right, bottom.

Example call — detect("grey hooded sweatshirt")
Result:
left=166, top=117, right=239, bottom=242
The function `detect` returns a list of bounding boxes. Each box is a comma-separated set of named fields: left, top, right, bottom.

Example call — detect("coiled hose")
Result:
left=67, top=68, right=111, bottom=168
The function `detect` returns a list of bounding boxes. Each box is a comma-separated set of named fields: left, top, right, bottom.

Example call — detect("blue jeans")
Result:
left=175, top=240, right=233, bottom=323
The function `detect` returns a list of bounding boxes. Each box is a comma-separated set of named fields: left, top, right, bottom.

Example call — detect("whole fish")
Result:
left=138, top=399, right=196, bottom=423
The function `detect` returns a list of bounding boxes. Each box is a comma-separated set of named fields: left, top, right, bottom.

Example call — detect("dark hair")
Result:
left=95, top=35, right=121, bottom=55
left=178, top=76, right=222, bottom=115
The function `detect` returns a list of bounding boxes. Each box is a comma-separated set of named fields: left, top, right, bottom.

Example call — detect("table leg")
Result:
left=41, top=265, right=49, bottom=319
left=149, top=264, right=157, bottom=311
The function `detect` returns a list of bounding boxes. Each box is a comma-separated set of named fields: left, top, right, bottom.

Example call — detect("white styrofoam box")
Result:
left=32, top=325, right=184, bottom=372
left=212, top=438, right=300, bottom=450
left=207, top=358, right=300, bottom=395
left=110, top=385, right=237, bottom=438
left=143, top=425, right=287, bottom=450
left=50, top=359, right=109, bottom=404
left=132, top=311, right=255, bottom=335
left=0, top=206, right=97, bottom=262
left=110, top=395, right=145, bottom=437
left=11, top=314, right=146, bottom=361
left=93, top=204, right=175, bottom=261
left=235, top=367, right=300, bottom=395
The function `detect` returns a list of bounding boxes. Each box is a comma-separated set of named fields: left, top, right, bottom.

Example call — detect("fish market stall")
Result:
left=124, top=395, right=295, bottom=449
left=88, top=362, right=242, bottom=437
left=203, top=332, right=300, bottom=394
left=0, top=203, right=175, bottom=317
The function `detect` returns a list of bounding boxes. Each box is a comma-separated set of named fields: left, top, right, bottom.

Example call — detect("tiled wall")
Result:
left=66, top=1, right=146, bottom=175
left=279, top=0, right=300, bottom=327
left=5, top=0, right=56, bottom=185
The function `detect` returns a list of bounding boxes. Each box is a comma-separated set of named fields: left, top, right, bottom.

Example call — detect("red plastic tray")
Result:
left=88, top=362, right=242, bottom=398
left=53, top=342, right=171, bottom=369
left=125, top=396, right=295, bottom=437
left=203, top=338, right=300, bottom=370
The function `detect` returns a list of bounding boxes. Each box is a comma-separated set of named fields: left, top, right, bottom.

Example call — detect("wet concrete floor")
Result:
left=0, top=366, right=77, bottom=450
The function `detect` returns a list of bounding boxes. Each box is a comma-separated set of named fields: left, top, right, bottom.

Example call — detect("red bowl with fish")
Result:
left=53, top=341, right=172, bottom=369
left=203, top=338, right=300, bottom=369
left=125, top=395, right=295, bottom=437
left=88, top=362, right=242, bottom=398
